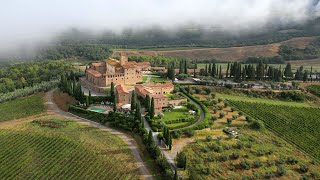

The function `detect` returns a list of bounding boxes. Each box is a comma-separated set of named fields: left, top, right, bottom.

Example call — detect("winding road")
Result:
left=45, top=89, right=154, bottom=180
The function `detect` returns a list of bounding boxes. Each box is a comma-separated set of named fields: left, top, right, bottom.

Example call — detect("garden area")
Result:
left=149, top=105, right=198, bottom=131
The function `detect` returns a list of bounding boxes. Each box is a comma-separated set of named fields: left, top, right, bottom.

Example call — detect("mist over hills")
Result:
left=1, top=0, right=320, bottom=61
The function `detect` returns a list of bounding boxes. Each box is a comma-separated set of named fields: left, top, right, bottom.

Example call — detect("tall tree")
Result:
left=131, top=90, right=136, bottom=111
left=113, top=92, right=117, bottom=112
left=184, top=59, right=188, bottom=74
left=110, top=82, right=115, bottom=99
left=211, top=63, right=216, bottom=77
left=88, top=91, right=92, bottom=105
left=145, top=94, right=150, bottom=111
left=284, top=63, right=293, bottom=80
left=150, top=97, right=155, bottom=119
left=226, top=63, right=230, bottom=78
left=147, top=130, right=154, bottom=146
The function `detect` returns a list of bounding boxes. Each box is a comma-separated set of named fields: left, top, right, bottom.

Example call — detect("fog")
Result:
left=0, top=0, right=320, bottom=58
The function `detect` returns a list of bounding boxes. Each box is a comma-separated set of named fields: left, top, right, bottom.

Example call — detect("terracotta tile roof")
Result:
left=116, top=84, right=129, bottom=94
left=151, top=67, right=166, bottom=70
left=86, top=68, right=102, bottom=77
left=107, top=58, right=121, bottom=67
left=144, top=83, right=173, bottom=88
left=152, top=94, right=166, bottom=99
left=137, top=62, right=151, bottom=65
left=92, top=62, right=105, bottom=67
left=122, top=64, right=136, bottom=69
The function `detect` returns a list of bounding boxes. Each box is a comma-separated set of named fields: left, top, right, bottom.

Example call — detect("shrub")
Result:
left=250, top=120, right=265, bottom=130
left=227, top=118, right=233, bottom=124
left=211, top=116, right=217, bottom=121
left=212, top=100, right=218, bottom=105
left=230, top=152, right=240, bottom=160
left=211, top=93, right=216, bottom=99
left=232, top=115, right=237, bottom=120
left=287, top=157, right=298, bottom=164
left=219, top=112, right=225, bottom=118
left=202, top=146, right=210, bottom=153
left=224, top=102, right=229, bottom=108
left=206, top=135, right=212, bottom=142
left=172, top=130, right=182, bottom=138
left=158, top=133, right=164, bottom=140
left=217, top=106, right=223, bottom=110
left=311, top=172, right=320, bottom=179
left=265, top=171, right=275, bottom=179
left=212, top=144, right=222, bottom=153
left=299, top=164, right=308, bottom=173
left=230, top=107, right=235, bottom=112
left=185, top=130, right=195, bottom=137
left=204, top=88, right=211, bottom=94
left=240, top=160, right=251, bottom=170
left=245, top=116, right=252, bottom=122
left=277, top=165, right=286, bottom=176
left=254, top=160, right=262, bottom=168
left=238, top=111, right=243, bottom=116
left=219, top=155, right=229, bottom=162
left=218, top=98, right=223, bottom=103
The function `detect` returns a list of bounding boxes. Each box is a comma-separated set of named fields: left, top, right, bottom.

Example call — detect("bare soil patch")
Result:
left=116, top=37, right=316, bottom=61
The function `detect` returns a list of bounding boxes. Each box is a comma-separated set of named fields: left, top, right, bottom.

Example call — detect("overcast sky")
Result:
left=0, top=0, right=319, bottom=51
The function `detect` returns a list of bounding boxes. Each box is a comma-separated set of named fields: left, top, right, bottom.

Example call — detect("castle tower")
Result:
left=120, top=52, right=128, bottom=65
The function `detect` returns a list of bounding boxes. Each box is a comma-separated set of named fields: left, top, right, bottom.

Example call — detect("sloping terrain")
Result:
left=115, top=37, right=316, bottom=61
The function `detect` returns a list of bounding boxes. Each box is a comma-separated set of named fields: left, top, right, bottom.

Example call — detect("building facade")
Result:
left=82, top=53, right=151, bottom=92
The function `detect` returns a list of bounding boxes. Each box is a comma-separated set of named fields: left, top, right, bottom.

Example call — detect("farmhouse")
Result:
left=81, top=53, right=151, bottom=92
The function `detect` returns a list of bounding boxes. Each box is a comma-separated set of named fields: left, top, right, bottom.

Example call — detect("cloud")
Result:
left=0, top=0, right=319, bottom=55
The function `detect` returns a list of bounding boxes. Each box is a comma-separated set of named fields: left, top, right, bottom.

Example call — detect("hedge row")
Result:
left=68, top=105, right=108, bottom=124
left=165, top=118, right=195, bottom=124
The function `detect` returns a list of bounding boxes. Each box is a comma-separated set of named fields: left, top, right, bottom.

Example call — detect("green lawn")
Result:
left=216, top=93, right=312, bottom=107
left=161, top=107, right=191, bottom=122
left=0, top=94, right=45, bottom=122
left=143, top=75, right=168, bottom=83
left=0, top=116, right=140, bottom=179
left=166, top=122, right=189, bottom=128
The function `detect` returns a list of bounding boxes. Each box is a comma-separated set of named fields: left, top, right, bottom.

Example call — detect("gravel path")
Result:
left=45, top=89, right=154, bottom=180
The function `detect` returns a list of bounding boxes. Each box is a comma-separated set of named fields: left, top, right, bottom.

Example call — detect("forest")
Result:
left=0, top=61, right=73, bottom=94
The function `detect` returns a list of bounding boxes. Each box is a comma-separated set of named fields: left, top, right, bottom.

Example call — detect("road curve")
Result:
left=45, top=89, right=154, bottom=180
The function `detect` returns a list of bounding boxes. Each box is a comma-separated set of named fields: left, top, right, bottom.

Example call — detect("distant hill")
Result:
left=114, top=37, right=316, bottom=61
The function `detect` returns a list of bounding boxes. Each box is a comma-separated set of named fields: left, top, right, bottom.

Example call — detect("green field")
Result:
left=143, top=75, right=168, bottom=83
left=307, top=85, right=320, bottom=97
left=0, top=94, right=45, bottom=122
left=228, top=100, right=320, bottom=162
left=216, top=93, right=312, bottom=107
left=0, top=116, right=140, bottom=179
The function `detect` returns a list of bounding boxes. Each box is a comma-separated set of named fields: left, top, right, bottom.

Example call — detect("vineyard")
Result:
left=0, top=94, right=45, bottom=122
left=307, top=85, right=320, bottom=97
left=228, top=100, right=320, bottom=162
left=0, top=117, right=140, bottom=179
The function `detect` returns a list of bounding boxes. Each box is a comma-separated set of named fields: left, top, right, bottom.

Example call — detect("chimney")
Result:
left=120, top=52, right=128, bottom=65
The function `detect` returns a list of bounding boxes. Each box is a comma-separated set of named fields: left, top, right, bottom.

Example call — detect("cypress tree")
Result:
left=150, top=97, right=155, bottom=119
left=219, top=65, right=222, bottom=79
left=168, top=134, right=172, bottom=150
left=113, top=92, right=117, bottom=112
left=131, top=90, right=136, bottom=111
left=86, top=96, right=89, bottom=107
left=148, top=130, right=154, bottom=146
left=110, top=82, right=115, bottom=99
left=205, top=64, right=208, bottom=76
left=184, top=156, right=187, bottom=170
left=212, top=63, right=216, bottom=77
left=184, top=60, right=188, bottom=74
left=226, top=63, right=230, bottom=78
left=310, top=66, right=313, bottom=82
left=88, top=91, right=92, bottom=105
left=208, top=63, right=212, bottom=75
left=303, top=70, right=308, bottom=82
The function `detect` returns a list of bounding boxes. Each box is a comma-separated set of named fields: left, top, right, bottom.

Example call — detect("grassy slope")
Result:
left=0, top=94, right=45, bottom=122
left=0, top=116, right=140, bottom=179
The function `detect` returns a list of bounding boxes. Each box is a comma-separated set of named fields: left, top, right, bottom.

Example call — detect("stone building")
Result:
left=135, top=83, right=175, bottom=113
left=115, top=84, right=130, bottom=108
left=81, top=53, right=151, bottom=92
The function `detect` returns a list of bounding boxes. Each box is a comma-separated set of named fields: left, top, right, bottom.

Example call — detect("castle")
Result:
left=82, top=53, right=151, bottom=92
